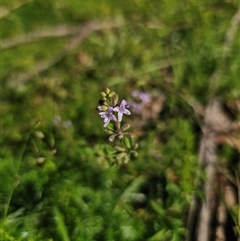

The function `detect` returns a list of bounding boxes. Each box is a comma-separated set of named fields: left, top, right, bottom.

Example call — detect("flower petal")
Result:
left=123, top=109, right=131, bottom=115
left=103, top=118, right=110, bottom=127
left=118, top=112, right=123, bottom=122
left=111, top=115, right=118, bottom=122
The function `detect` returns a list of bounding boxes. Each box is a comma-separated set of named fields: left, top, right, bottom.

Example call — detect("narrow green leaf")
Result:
left=53, top=207, right=70, bottom=241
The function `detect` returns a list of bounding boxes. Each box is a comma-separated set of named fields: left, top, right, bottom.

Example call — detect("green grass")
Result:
left=1, top=0, right=239, bottom=240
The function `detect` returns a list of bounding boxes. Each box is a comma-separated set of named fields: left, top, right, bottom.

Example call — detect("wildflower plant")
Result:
left=97, top=87, right=138, bottom=164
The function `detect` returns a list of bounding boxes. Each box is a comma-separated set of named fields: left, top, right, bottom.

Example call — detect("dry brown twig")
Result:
left=5, top=21, right=120, bottom=88
left=186, top=8, right=240, bottom=241
left=1, top=25, right=90, bottom=50
left=0, top=0, right=33, bottom=19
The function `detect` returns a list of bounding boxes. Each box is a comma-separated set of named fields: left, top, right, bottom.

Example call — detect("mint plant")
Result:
left=97, top=87, right=138, bottom=164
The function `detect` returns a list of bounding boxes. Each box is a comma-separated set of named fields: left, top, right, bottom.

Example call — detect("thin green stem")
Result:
left=3, top=121, right=40, bottom=219
left=115, top=121, right=121, bottom=131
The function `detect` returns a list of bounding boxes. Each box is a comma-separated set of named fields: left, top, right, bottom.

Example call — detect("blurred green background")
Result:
left=1, top=0, right=239, bottom=240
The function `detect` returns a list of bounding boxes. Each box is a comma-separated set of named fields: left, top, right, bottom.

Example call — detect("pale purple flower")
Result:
left=128, top=101, right=142, bottom=114
left=113, top=100, right=131, bottom=122
left=99, top=107, right=117, bottom=127
left=131, top=90, right=151, bottom=103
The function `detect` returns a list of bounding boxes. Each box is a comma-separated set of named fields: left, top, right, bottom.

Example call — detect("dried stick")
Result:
left=6, top=21, right=120, bottom=88
left=1, top=25, right=88, bottom=49
left=0, top=0, right=32, bottom=19
left=197, top=9, right=240, bottom=240
left=197, top=100, right=219, bottom=241
left=186, top=8, right=240, bottom=241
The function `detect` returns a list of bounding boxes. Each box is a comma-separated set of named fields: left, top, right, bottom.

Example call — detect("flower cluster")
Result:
left=97, top=88, right=138, bottom=165
left=97, top=88, right=131, bottom=128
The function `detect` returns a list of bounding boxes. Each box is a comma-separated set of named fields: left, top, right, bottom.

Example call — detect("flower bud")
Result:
left=132, top=143, right=139, bottom=149
left=124, top=132, right=134, bottom=138
left=109, top=91, right=116, bottom=98
left=101, top=105, right=108, bottom=111
left=118, top=134, right=123, bottom=140
left=120, top=123, right=130, bottom=132
left=105, top=87, right=110, bottom=94
left=101, top=92, right=106, bottom=97
left=130, top=150, right=138, bottom=157
left=112, top=94, right=119, bottom=106
left=105, top=129, right=115, bottom=134
left=114, top=146, right=126, bottom=152
left=109, top=135, right=116, bottom=142
left=116, top=152, right=128, bottom=164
